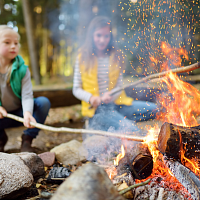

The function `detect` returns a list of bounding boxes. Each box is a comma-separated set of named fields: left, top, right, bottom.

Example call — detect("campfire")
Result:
left=2, top=43, right=199, bottom=200
left=104, top=42, right=200, bottom=200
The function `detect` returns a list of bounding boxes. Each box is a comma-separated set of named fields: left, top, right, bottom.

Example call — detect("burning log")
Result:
left=158, top=122, right=200, bottom=161
left=116, top=153, right=153, bottom=180
left=112, top=153, right=153, bottom=199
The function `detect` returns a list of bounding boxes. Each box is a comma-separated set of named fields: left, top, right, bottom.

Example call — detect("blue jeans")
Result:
left=0, top=97, right=51, bottom=138
left=89, top=101, right=158, bottom=134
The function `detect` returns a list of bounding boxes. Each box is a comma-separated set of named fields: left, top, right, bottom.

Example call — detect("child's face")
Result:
left=0, top=30, right=19, bottom=61
left=93, top=25, right=111, bottom=52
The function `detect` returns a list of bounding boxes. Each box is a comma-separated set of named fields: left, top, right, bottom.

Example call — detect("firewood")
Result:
left=165, top=160, right=200, bottom=200
left=116, top=153, right=153, bottom=181
left=158, top=122, right=200, bottom=161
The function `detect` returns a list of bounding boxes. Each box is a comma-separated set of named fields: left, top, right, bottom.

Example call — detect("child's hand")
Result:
left=0, top=106, right=7, bottom=118
left=24, top=111, right=37, bottom=128
left=101, top=91, right=112, bottom=104
left=89, top=96, right=101, bottom=108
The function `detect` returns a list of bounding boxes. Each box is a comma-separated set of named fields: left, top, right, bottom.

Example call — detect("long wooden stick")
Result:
left=111, top=62, right=200, bottom=95
left=89, top=62, right=200, bottom=109
left=5, top=113, right=151, bottom=142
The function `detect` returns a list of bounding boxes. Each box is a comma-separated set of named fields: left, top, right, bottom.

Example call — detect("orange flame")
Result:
left=157, top=42, right=200, bottom=174
left=141, top=42, right=199, bottom=198
left=178, top=129, right=199, bottom=174
left=114, top=145, right=125, bottom=166
left=158, top=71, right=200, bottom=126
left=105, top=145, right=125, bottom=180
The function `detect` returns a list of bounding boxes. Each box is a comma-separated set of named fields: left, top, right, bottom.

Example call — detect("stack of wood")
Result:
left=157, top=122, right=200, bottom=199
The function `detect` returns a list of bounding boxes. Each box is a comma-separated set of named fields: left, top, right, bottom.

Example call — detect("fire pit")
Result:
left=102, top=43, right=200, bottom=200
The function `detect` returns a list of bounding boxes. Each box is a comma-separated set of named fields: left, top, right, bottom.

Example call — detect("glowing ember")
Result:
left=178, top=129, right=199, bottom=174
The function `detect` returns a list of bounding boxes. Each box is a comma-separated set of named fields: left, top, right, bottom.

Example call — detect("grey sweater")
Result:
left=0, top=68, right=34, bottom=115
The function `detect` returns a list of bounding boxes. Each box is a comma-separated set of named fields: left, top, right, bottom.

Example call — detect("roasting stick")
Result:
left=111, top=62, right=200, bottom=96
left=89, top=62, right=200, bottom=109
left=4, top=113, right=153, bottom=142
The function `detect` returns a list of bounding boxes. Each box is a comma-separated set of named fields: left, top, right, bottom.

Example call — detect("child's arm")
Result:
left=73, top=58, right=93, bottom=103
left=21, top=69, right=36, bottom=128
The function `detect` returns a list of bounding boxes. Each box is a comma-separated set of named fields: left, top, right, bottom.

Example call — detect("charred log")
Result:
left=131, top=153, right=153, bottom=180
left=158, top=122, right=200, bottom=161
left=116, top=153, right=153, bottom=180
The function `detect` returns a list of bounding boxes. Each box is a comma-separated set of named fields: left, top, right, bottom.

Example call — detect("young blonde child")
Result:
left=73, top=16, right=158, bottom=134
left=0, top=25, right=51, bottom=152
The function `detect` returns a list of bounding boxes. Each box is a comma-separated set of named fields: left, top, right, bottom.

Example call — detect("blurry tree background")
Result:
left=0, top=0, right=200, bottom=85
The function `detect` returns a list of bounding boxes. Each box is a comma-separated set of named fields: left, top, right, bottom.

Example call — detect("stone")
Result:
left=15, top=152, right=45, bottom=177
left=50, top=163, right=125, bottom=200
left=0, top=153, right=33, bottom=199
left=50, top=140, right=87, bottom=165
left=38, top=152, right=55, bottom=167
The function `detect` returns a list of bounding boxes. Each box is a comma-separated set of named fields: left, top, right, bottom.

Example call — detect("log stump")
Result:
left=158, top=122, right=200, bottom=161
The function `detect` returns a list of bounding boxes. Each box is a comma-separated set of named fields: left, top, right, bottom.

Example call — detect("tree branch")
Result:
left=4, top=113, right=150, bottom=142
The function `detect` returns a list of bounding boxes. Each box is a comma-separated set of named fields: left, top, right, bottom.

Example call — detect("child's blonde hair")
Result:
left=0, top=25, right=20, bottom=84
left=0, top=25, right=20, bottom=42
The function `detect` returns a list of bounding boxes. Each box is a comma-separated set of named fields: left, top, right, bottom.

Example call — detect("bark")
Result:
left=165, top=160, right=200, bottom=200
left=158, top=122, right=200, bottom=161
left=21, top=0, right=41, bottom=85
left=117, top=153, right=153, bottom=180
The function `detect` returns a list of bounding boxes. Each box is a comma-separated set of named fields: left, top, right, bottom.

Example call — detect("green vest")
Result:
left=0, top=55, right=28, bottom=106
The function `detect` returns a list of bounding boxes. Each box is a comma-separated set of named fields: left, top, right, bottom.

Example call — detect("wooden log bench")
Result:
left=33, top=86, right=161, bottom=108
left=32, top=74, right=200, bottom=108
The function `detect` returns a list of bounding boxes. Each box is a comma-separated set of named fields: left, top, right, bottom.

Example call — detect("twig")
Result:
left=4, top=113, right=151, bottom=142
left=118, top=178, right=151, bottom=195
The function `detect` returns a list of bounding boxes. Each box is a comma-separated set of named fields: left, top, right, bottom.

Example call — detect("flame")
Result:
left=107, top=42, right=199, bottom=198
left=142, top=126, right=194, bottom=199
left=157, top=71, right=200, bottom=126
left=105, top=145, right=125, bottom=180
left=106, top=166, right=117, bottom=180
left=144, top=125, right=159, bottom=162
left=141, top=42, right=199, bottom=198
left=114, top=145, right=125, bottom=166
left=157, top=42, right=200, bottom=173
left=178, top=129, right=199, bottom=174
